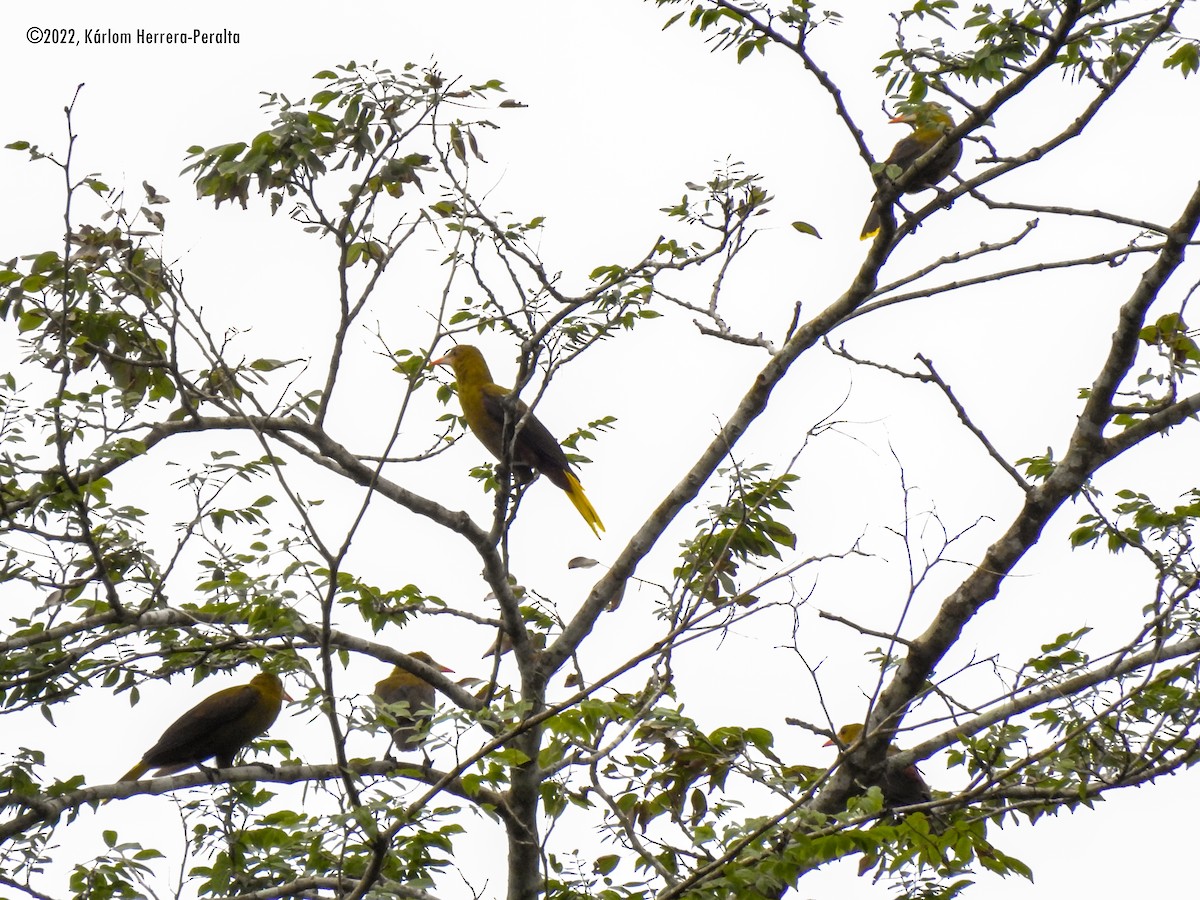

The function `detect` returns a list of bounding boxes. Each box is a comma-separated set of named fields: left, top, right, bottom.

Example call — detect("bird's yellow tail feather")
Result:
left=118, top=760, right=150, bottom=783
left=561, top=470, right=604, bottom=538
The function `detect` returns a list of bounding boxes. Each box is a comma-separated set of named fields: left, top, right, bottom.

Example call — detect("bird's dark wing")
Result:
left=480, top=388, right=574, bottom=485
left=881, top=761, right=933, bottom=808
left=376, top=678, right=433, bottom=709
left=377, top=678, right=437, bottom=752
left=881, top=133, right=962, bottom=190
left=142, top=684, right=260, bottom=768
left=882, top=133, right=931, bottom=170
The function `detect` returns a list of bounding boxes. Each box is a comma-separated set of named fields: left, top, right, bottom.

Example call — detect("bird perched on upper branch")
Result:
left=860, top=102, right=963, bottom=241
left=431, top=344, right=604, bottom=537
left=118, top=670, right=289, bottom=783
left=374, top=652, right=453, bottom=754
left=825, top=722, right=933, bottom=809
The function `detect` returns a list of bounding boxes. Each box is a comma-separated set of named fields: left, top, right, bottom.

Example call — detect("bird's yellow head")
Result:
left=383, top=652, right=455, bottom=682
left=823, top=722, right=865, bottom=747
left=404, top=651, right=453, bottom=674
left=430, top=344, right=492, bottom=384
left=890, top=102, right=955, bottom=135
left=251, top=671, right=291, bottom=703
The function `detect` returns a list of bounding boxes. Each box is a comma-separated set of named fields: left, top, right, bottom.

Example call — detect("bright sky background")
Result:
left=4, top=1, right=1199, bottom=898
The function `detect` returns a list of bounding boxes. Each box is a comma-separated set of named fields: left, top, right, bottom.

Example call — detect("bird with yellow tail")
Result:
left=117, top=670, right=289, bottom=784
left=860, top=102, right=963, bottom=241
left=374, top=651, right=453, bottom=754
left=431, top=344, right=604, bottom=537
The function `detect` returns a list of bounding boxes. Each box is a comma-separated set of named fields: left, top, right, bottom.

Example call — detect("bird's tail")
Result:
left=118, top=760, right=150, bottom=783
left=560, top=469, right=604, bottom=538
left=860, top=203, right=882, bottom=241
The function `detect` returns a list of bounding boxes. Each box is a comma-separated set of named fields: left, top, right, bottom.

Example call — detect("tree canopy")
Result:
left=3, top=2, right=1200, bottom=899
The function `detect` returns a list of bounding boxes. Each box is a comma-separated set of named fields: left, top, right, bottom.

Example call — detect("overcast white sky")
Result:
left=4, top=1, right=1200, bottom=897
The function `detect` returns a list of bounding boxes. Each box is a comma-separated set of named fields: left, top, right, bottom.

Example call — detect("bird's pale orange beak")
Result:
left=429, top=354, right=450, bottom=368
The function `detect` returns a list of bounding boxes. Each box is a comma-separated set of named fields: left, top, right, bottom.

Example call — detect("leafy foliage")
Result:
left=4, top=2, right=1200, bottom=899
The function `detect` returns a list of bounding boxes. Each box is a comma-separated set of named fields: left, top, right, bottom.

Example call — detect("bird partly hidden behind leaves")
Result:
left=374, top=652, right=453, bottom=754
left=827, top=722, right=944, bottom=878
left=117, top=670, right=290, bottom=784
left=824, top=722, right=933, bottom=809
left=860, top=102, right=963, bottom=241
left=430, top=344, right=604, bottom=537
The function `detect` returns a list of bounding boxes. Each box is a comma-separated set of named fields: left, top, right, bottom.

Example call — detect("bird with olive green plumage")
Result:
left=431, top=344, right=604, bottom=537
left=117, top=670, right=290, bottom=783
left=374, top=652, right=453, bottom=753
left=860, top=102, right=963, bottom=241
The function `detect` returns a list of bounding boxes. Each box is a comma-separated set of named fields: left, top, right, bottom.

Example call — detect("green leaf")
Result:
left=1068, top=524, right=1099, bottom=547
left=30, top=251, right=59, bottom=274
left=1164, top=42, right=1200, bottom=77
left=594, top=854, right=620, bottom=875
left=491, top=747, right=532, bottom=767
left=17, top=310, right=46, bottom=332
left=249, top=358, right=289, bottom=372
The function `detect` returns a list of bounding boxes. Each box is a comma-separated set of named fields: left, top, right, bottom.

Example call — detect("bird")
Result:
left=374, top=652, right=453, bottom=754
left=430, top=344, right=604, bottom=537
left=860, top=102, right=963, bottom=241
left=824, top=722, right=933, bottom=809
left=118, top=670, right=289, bottom=783
left=826, top=723, right=943, bottom=878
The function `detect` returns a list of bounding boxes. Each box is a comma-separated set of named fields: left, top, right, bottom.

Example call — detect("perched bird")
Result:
left=374, top=652, right=453, bottom=753
left=826, top=723, right=942, bottom=878
left=860, top=102, right=963, bottom=241
left=118, top=670, right=289, bottom=783
left=431, top=344, right=604, bottom=537
left=824, top=722, right=933, bottom=809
